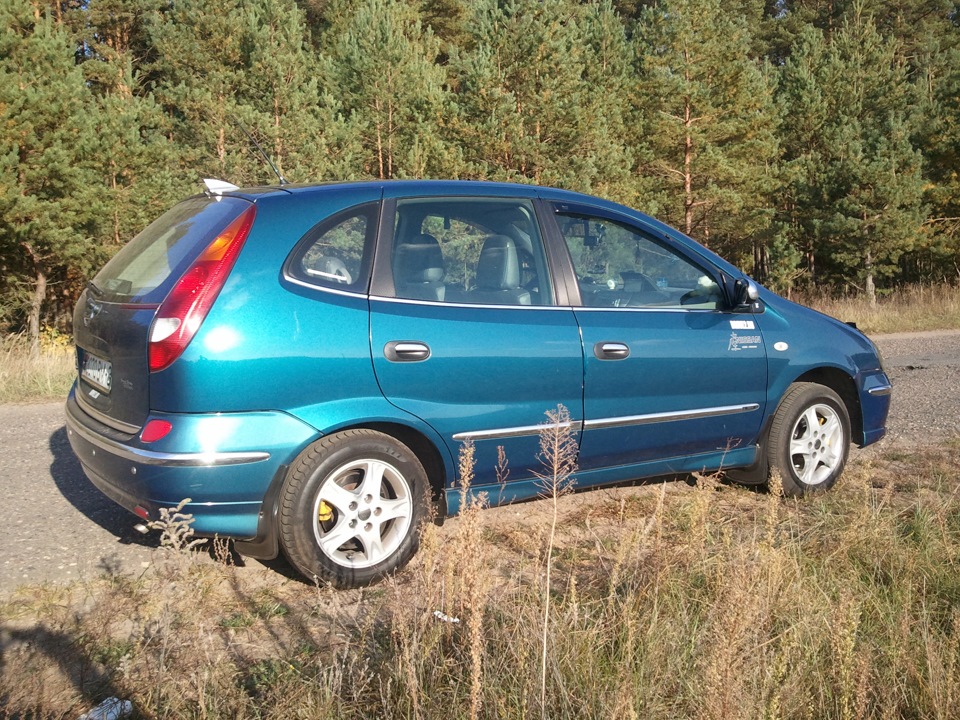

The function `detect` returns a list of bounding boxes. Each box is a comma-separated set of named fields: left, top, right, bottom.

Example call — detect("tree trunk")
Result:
left=387, top=97, right=394, bottom=180
left=111, top=164, right=121, bottom=245
left=374, top=96, right=385, bottom=180
left=274, top=94, right=283, bottom=174
left=864, top=249, right=876, bottom=306
left=863, top=212, right=877, bottom=306
left=217, top=124, right=226, bottom=171
left=24, top=246, right=47, bottom=355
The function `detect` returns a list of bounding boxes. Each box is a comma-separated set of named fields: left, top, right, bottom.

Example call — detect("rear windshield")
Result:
left=91, top=196, right=251, bottom=303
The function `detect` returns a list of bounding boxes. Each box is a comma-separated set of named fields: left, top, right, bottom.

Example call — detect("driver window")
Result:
left=556, top=213, right=722, bottom=310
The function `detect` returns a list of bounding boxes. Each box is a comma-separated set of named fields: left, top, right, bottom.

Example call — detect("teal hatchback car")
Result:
left=66, top=180, right=891, bottom=587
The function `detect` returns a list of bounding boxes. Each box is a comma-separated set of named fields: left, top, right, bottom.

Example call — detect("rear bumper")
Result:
left=65, top=388, right=318, bottom=539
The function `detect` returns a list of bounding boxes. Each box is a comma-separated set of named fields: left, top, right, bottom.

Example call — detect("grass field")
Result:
left=0, top=332, right=75, bottom=404
left=2, top=440, right=959, bottom=719
left=795, top=282, right=960, bottom=335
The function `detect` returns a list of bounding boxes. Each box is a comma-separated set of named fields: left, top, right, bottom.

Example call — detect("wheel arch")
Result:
left=791, top=367, right=863, bottom=447
left=235, top=419, right=450, bottom=563
left=346, top=421, right=449, bottom=517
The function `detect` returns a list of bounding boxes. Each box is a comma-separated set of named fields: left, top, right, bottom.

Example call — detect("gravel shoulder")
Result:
left=0, top=403, right=160, bottom=592
left=871, top=330, right=960, bottom=444
left=0, top=330, right=956, bottom=594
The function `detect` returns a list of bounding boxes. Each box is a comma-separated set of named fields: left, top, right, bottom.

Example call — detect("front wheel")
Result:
left=278, top=430, right=428, bottom=587
left=767, top=383, right=851, bottom=497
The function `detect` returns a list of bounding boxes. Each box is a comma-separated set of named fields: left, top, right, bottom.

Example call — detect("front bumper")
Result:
left=859, top=370, right=892, bottom=446
left=65, top=388, right=318, bottom=538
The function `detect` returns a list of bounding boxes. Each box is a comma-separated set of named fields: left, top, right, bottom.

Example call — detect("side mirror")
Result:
left=733, top=278, right=760, bottom=309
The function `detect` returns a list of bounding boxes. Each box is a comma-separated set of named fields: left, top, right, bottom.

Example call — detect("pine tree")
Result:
left=238, top=0, right=362, bottom=182
left=780, top=8, right=926, bottom=301
left=919, top=49, right=960, bottom=278
left=419, top=0, right=471, bottom=62
left=633, top=0, right=780, bottom=268
left=776, top=25, right=831, bottom=288
left=321, top=0, right=456, bottom=179
left=64, top=0, right=163, bottom=97
left=145, top=0, right=262, bottom=183
left=62, top=0, right=186, bottom=257
left=0, top=0, right=101, bottom=346
left=451, top=0, right=633, bottom=198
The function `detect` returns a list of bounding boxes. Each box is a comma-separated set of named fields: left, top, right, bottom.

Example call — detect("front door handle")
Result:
left=384, top=341, right=431, bottom=362
left=594, top=342, right=630, bottom=360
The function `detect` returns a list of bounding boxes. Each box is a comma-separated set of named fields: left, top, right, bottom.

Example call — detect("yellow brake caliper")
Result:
left=317, top=500, right=334, bottom=523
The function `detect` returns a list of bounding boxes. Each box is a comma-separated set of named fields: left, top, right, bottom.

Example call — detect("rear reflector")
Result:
left=149, top=205, right=256, bottom=372
left=140, top=419, right=173, bottom=443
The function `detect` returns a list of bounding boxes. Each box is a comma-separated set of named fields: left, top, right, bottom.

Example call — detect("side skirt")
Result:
left=444, top=445, right=759, bottom=516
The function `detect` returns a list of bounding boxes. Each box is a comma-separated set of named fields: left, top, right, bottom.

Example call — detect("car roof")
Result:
left=223, top=179, right=593, bottom=202
left=213, top=178, right=742, bottom=277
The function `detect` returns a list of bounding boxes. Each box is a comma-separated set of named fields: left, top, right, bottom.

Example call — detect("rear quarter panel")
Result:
left=149, top=186, right=384, bottom=423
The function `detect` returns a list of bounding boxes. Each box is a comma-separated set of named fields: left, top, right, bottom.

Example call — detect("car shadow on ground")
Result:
left=47, top=425, right=298, bottom=572
left=48, top=425, right=157, bottom=549
left=0, top=623, right=129, bottom=716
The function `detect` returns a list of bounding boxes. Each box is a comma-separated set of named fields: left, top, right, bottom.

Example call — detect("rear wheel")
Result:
left=767, top=383, right=850, bottom=497
left=279, top=430, right=428, bottom=587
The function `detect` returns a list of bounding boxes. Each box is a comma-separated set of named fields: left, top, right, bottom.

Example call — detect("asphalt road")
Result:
left=1, top=330, right=957, bottom=594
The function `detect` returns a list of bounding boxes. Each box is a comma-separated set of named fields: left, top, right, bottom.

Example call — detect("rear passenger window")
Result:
left=390, top=198, right=553, bottom=306
left=286, top=203, right=377, bottom=292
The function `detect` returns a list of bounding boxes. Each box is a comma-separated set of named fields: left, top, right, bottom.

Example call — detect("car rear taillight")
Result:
left=149, top=205, right=256, bottom=372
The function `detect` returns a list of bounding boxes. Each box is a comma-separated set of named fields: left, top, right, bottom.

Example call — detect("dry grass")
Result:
left=799, top=282, right=960, bottom=335
left=2, top=436, right=960, bottom=719
left=0, top=333, right=75, bottom=404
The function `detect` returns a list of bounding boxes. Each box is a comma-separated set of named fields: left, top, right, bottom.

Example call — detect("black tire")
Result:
left=278, top=429, right=428, bottom=587
left=767, top=382, right=851, bottom=497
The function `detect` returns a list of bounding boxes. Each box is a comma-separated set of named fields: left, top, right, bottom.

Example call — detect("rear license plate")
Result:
left=81, top=353, right=112, bottom=393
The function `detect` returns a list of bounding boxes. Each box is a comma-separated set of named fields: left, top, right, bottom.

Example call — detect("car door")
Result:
left=368, top=191, right=584, bottom=494
left=546, top=201, right=768, bottom=473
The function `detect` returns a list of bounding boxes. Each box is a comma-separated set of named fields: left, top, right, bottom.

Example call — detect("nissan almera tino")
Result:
left=66, top=180, right=891, bottom=587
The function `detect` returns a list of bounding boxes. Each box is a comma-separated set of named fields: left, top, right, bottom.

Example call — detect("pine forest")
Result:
left=2, top=0, right=959, bottom=344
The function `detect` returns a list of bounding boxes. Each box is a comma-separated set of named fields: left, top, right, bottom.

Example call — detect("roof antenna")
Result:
left=233, top=119, right=288, bottom=186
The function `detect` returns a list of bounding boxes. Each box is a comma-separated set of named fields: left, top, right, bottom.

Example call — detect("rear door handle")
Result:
left=384, top=341, right=431, bottom=362
left=594, top=342, right=630, bottom=360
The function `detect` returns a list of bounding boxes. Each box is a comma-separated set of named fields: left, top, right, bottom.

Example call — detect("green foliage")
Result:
left=452, top=0, right=633, bottom=197
left=633, top=0, right=781, bottom=268
left=239, top=0, right=363, bottom=182
left=779, top=8, right=927, bottom=299
left=1, top=0, right=959, bottom=336
left=145, top=0, right=260, bottom=183
left=321, top=0, right=455, bottom=178
left=0, top=0, right=103, bottom=342
left=916, top=46, right=960, bottom=279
